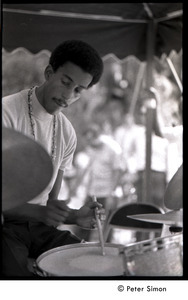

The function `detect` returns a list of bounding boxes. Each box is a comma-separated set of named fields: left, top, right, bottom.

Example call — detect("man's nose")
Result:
left=62, top=88, right=74, bottom=101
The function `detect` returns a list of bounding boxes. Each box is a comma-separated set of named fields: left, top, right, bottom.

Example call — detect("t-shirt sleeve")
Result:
left=2, top=94, right=24, bottom=130
left=2, top=97, right=15, bottom=129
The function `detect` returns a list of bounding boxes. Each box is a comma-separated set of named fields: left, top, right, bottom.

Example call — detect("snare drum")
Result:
left=36, top=242, right=125, bottom=277
left=124, top=233, right=183, bottom=276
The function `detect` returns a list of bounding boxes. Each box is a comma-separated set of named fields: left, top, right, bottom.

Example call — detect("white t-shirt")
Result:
left=3, top=87, right=77, bottom=205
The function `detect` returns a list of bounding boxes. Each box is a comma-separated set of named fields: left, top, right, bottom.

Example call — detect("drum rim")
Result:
left=124, top=232, right=183, bottom=257
left=125, top=232, right=182, bottom=248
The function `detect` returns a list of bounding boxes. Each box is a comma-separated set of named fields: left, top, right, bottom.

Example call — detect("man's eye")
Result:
left=75, top=88, right=81, bottom=94
left=62, top=80, right=70, bottom=86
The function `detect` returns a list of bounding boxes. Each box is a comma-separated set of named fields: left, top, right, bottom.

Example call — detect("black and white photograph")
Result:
left=1, top=2, right=184, bottom=298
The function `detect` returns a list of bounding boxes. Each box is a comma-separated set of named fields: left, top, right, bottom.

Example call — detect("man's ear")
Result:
left=44, top=65, right=54, bottom=80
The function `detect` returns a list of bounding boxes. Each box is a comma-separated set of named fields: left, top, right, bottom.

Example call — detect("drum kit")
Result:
left=2, top=128, right=183, bottom=277
left=35, top=210, right=183, bottom=277
left=36, top=233, right=183, bottom=277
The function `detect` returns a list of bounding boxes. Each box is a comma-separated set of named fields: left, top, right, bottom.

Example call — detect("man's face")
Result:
left=42, top=61, right=93, bottom=114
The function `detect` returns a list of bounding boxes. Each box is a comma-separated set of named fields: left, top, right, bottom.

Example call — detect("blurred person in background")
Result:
left=113, top=113, right=139, bottom=201
left=114, top=88, right=169, bottom=210
left=2, top=40, right=105, bottom=276
left=155, top=95, right=183, bottom=182
left=73, top=124, right=125, bottom=218
left=72, top=123, right=125, bottom=241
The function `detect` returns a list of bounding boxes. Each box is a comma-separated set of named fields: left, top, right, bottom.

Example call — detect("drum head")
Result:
left=36, top=243, right=125, bottom=277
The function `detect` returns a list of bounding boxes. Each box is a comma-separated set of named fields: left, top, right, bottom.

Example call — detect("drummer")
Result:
left=2, top=40, right=105, bottom=277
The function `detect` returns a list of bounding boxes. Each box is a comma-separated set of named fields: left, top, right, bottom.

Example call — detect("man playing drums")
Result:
left=2, top=40, right=105, bottom=277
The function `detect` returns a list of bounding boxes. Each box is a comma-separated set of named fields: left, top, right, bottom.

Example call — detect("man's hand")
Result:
left=45, top=199, right=71, bottom=227
left=44, top=198, right=106, bottom=229
left=75, top=200, right=106, bottom=229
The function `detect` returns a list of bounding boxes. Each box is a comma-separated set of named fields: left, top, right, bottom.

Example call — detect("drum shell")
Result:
left=36, top=242, right=126, bottom=277
left=124, top=233, right=183, bottom=276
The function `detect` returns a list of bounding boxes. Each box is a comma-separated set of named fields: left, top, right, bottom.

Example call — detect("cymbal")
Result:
left=127, top=209, right=183, bottom=227
left=2, top=128, right=53, bottom=211
left=164, top=164, right=183, bottom=210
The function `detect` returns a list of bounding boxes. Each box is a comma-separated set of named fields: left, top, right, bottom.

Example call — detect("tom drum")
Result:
left=123, top=233, right=183, bottom=276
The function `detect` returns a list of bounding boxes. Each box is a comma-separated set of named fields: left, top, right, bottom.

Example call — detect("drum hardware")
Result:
left=32, top=260, right=48, bottom=277
left=80, top=239, right=86, bottom=243
left=118, top=247, right=129, bottom=276
left=169, top=226, right=183, bottom=234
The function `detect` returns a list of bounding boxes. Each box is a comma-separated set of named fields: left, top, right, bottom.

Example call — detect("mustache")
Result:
left=53, top=97, right=68, bottom=107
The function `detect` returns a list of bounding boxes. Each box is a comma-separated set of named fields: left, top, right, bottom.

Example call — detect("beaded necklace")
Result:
left=28, top=87, right=57, bottom=162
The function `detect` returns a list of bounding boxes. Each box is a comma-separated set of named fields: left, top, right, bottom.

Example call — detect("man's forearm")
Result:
left=49, top=169, right=64, bottom=201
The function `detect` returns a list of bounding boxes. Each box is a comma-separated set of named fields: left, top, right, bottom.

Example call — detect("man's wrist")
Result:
left=66, top=208, right=78, bottom=224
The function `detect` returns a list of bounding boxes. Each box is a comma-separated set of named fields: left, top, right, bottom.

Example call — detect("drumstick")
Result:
left=92, top=196, right=106, bottom=256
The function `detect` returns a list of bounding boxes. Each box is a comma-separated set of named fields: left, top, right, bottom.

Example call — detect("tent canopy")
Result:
left=2, top=3, right=182, bottom=60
